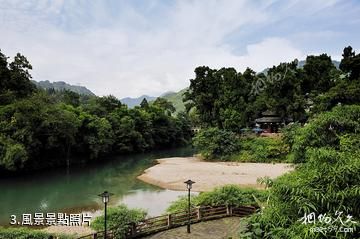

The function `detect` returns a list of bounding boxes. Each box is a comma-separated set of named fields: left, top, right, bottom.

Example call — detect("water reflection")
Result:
left=0, top=147, right=195, bottom=225
left=121, top=189, right=195, bottom=216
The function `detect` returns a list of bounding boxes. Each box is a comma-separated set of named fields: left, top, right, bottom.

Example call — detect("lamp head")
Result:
left=98, top=191, right=113, bottom=204
left=184, top=179, right=195, bottom=190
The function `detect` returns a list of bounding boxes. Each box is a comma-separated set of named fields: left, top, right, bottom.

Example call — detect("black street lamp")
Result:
left=98, top=191, right=114, bottom=239
left=184, top=179, right=195, bottom=233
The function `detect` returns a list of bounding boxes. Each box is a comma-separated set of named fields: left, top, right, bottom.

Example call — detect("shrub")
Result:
left=166, top=185, right=268, bottom=214
left=242, top=147, right=360, bottom=238
left=193, top=127, right=240, bottom=160
left=290, top=105, right=360, bottom=163
left=0, top=136, right=28, bottom=171
left=240, top=105, right=360, bottom=238
left=166, top=195, right=200, bottom=214
left=280, top=122, right=301, bottom=148
left=91, top=204, right=147, bottom=238
left=197, top=185, right=268, bottom=207
left=231, top=137, right=289, bottom=162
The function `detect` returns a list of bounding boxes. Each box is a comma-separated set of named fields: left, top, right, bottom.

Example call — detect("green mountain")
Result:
left=32, top=80, right=95, bottom=95
left=161, top=88, right=188, bottom=113
left=121, top=89, right=188, bottom=112
left=120, top=95, right=157, bottom=108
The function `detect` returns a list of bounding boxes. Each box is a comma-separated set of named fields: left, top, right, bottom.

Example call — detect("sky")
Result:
left=0, top=0, right=359, bottom=98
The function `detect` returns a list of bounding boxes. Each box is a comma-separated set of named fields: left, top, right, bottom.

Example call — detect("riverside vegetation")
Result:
left=90, top=46, right=360, bottom=238
left=0, top=50, right=192, bottom=175
left=186, top=46, right=360, bottom=238
left=1, top=46, right=360, bottom=239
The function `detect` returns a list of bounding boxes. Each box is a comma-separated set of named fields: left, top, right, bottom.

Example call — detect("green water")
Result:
left=0, top=147, right=195, bottom=225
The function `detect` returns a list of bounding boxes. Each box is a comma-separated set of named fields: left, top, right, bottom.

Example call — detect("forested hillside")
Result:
left=120, top=90, right=187, bottom=113
left=32, top=80, right=95, bottom=96
left=159, top=88, right=188, bottom=113
left=120, top=95, right=157, bottom=108
left=184, top=49, right=359, bottom=131
left=0, top=51, right=192, bottom=174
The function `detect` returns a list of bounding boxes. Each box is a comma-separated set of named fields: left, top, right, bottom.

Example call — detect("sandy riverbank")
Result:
left=137, top=157, right=293, bottom=192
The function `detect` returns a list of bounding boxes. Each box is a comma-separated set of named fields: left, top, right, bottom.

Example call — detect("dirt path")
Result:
left=42, top=225, right=95, bottom=238
left=138, top=157, right=293, bottom=192
left=143, top=217, right=248, bottom=239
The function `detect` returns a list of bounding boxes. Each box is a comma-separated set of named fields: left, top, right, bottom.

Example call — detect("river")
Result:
left=0, top=147, right=195, bottom=226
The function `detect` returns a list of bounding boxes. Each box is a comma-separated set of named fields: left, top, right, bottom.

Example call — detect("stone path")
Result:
left=143, top=217, right=247, bottom=239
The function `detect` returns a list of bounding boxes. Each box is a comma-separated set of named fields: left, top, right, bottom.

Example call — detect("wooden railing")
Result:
left=78, top=205, right=256, bottom=239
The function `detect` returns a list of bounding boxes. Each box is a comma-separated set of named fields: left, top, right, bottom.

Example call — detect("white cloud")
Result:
left=0, top=0, right=348, bottom=98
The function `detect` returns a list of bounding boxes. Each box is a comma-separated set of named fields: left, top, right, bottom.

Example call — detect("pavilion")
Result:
left=255, top=110, right=292, bottom=133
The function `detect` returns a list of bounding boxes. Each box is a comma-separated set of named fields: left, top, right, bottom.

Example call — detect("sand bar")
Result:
left=137, top=157, right=294, bottom=192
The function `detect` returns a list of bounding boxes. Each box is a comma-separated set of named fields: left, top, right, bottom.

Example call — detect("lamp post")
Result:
left=184, top=179, right=195, bottom=233
left=98, top=191, right=113, bottom=239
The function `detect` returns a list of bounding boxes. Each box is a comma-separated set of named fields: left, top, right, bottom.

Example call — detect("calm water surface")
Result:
left=0, top=147, right=195, bottom=225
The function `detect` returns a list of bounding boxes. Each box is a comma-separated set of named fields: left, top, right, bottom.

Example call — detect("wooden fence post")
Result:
left=79, top=205, right=257, bottom=239
left=167, top=214, right=172, bottom=228
left=226, top=205, right=233, bottom=216
left=131, top=222, right=136, bottom=237
left=197, top=207, right=202, bottom=220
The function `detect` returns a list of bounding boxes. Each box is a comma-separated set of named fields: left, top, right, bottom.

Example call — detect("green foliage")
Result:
left=140, top=98, right=149, bottom=109
left=197, top=186, right=268, bottom=207
left=312, top=47, right=360, bottom=113
left=32, top=80, right=95, bottom=96
left=91, top=204, right=147, bottom=238
left=152, top=97, right=176, bottom=116
left=193, top=130, right=288, bottom=163
left=301, top=54, right=337, bottom=94
left=280, top=122, right=301, bottom=147
left=0, top=51, right=192, bottom=173
left=161, top=88, right=188, bottom=113
left=290, top=105, right=360, bottom=163
left=340, top=46, right=360, bottom=80
left=193, top=127, right=239, bottom=160
left=0, top=51, right=36, bottom=103
left=256, top=176, right=273, bottom=189
left=184, top=48, right=355, bottom=129
left=166, top=185, right=268, bottom=214
left=0, top=227, right=73, bottom=239
left=241, top=105, right=360, bottom=238
left=231, top=137, right=289, bottom=163
left=166, top=195, right=200, bottom=214
left=0, top=136, right=28, bottom=171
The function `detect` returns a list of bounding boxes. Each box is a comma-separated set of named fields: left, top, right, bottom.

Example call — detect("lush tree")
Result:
left=91, top=204, right=147, bottom=239
left=301, top=54, right=338, bottom=94
left=140, top=98, right=149, bottom=109
left=312, top=46, right=360, bottom=113
left=290, top=104, right=360, bottom=163
left=152, top=97, right=176, bottom=116
left=193, top=127, right=239, bottom=160
left=340, top=46, right=360, bottom=80
left=0, top=50, right=36, bottom=104
left=184, top=66, right=221, bottom=127
left=0, top=93, right=81, bottom=170
left=242, top=105, right=360, bottom=239
left=0, top=51, right=192, bottom=173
